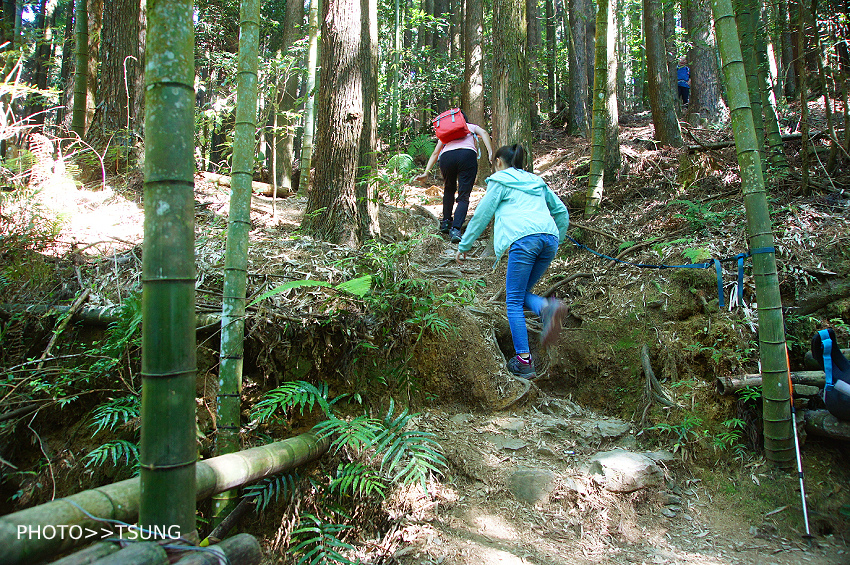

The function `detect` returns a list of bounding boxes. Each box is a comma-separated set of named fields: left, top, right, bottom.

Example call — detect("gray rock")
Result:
left=492, top=417, right=525, bottom=432
left=487, top=434, right=528, bottom=451
left=509, top=467, right=556, bottom=504
left=449, top=413, right=474, bottom=425
left=794, top=385, right=820, bottom=397
left=587, top=449, right=664, bottom=493
left=577, top=418, right=631, bottom=439
left=661, top=507, right=677, bottom=518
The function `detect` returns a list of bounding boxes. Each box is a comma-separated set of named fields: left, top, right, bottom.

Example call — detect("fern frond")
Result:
left=371, top=402, right=447, bottom=489
left=252, top=381, right=332, bottom=423
left=313, top=415, right=381, bottom=453
left=89, top=396, right=140, bottom=436
left=292, top=513, right=356, bottom=565
left=244, top=472, right=299, bottom=512
left=83, top=439, right=139, bottom=469
left=329, top=461, right=386, bottom=498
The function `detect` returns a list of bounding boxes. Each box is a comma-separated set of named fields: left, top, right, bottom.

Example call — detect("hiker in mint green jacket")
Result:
left=455, top=143, right=570, bottom=380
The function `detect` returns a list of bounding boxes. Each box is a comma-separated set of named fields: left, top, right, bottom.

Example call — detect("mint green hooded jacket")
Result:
left=457, top=167, right=570, bottom=260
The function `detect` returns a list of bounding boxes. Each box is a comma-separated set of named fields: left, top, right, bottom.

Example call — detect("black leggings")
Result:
left=439, top=148, right=478, bottom=230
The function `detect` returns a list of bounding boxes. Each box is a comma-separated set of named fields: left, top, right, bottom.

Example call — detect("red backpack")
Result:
left=432, top=108, right=470, bottom=143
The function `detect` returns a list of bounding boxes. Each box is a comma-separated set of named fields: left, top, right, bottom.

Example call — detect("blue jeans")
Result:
left=505, top=233, right=558, bottom=355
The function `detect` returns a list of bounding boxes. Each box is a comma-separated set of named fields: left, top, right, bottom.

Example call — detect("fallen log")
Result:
left=804, top=409, right=850, bottom=441
left=199, top=172, right=289, bottom=198
left=805, top=349, right=850, bottom=370
left=716, top=371, right=825, bottom=396
left=0, top=303, right=221, bottom=328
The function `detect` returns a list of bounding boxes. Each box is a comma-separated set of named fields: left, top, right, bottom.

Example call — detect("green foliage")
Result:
left=712, top=418, right=747, bottom=459
left=647, top=413, right=706, bottom=454
left=244, top=472, right=300, bottom=512
left=292, top=513, right=356, bottom=565
left=386, top=153, right=416, bottom=175
left=329, top=462, right=386, bottom=498
left=252, top=381, right=335, bottom=423
left=0, top=184, right=63, bottom=254
left=669, top=198, right=740, bottom=233
left=88, top=396, right=140, bottom=436
left=407, top=135, right=435, bottom=162
left=248, top=276, right=373, bottom=308
left=737, top=386, right=762, bottom=403
left=83, top=439, right=139, bottom=469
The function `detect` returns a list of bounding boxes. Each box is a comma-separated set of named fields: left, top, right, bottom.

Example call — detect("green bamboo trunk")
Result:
left=711, top=0, right=793, bottom=467
left=298, top=0, right=321, bottom=195
left=70, top=0, right=87, bottom=137
left=140, top=0, right=198, bottom=537
left=734, top=0, right=765, bottom=160
left=214, top=0, right=261, bottom=524
left=585, top=0, right=608, bottom=215
left=752, top=0, right=788, bottom=171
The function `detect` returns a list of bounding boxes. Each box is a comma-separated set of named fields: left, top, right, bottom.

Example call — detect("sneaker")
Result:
left=541, top=298, right=568, bottom=348
left=450, top=227, right=462, bottom=244
left=507, top=355, right=536, bottom=379
left=439, top=218, right=451, bottom=234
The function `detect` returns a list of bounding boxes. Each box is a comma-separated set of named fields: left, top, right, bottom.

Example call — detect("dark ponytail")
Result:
left=494, top=143, right=526, bottom=170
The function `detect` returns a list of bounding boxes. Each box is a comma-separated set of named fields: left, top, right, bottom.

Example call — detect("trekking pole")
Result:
left=786, top=346, right=812, bottom=538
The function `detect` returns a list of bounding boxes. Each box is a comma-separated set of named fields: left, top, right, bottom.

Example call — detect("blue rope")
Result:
left=565, top=235, right=775, bottom=308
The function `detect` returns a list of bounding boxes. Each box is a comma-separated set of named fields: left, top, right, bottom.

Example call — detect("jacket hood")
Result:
left=486, top=168, right=547, bottom=195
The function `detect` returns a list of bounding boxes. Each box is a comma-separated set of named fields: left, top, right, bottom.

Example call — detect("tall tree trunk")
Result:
left=214, top=0, right=260, bottom=526
left=567, top=0, right=590, bottom=136
left=29, top=0, right=55, bottom=126
left=711, top=0, right=792, bottom=469
left=463, top=0, right=488, bottom=180
left=796, top=0, right=809, bottom=194
left=71, top=0, right=88, bottom=137
left=57, top=0, right=74, bottom=126
left=527, top=0, right=540, bottom=124
left=544, top=0, right=556, bottom=112
left=86, top=0, right=104, bottom=130
left=357, top=0, right=380, bottom=241
left=141, top=0, right=197, bottom=538
left=493, top=0, right=533, bottom=167
left=754, top=0, right=788, bottom=171
left=779, top=0, right=796, bottom=98
left=585, top=0, right=612, bottom=215
left=303, top=0, right=367, bottom=245
left=298, top=0, right=320, bottom=193
left=90, top=0, right=144, bottom=136
left=644, top=0, right=683, bottom=145
left=686, top=0, right=724, bottom=121
left=603, top=0, right=620, bottom=185
left=735, top=0, right=765, bottom=160
left=270, top=0, right=304, bottom=192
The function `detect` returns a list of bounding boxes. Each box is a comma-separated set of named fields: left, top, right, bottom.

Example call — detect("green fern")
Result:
left=89, top=396, right=140, bottom=436
left=329, top=461, right=386, bottom=498
left=374, top=400, right=446, bottom=487
left=292, top=513, right=356, bottom=565
left=244, top=472, right=299, bottom=512
left=313, top=415, right=381, bottom=453
left=252, top=381, right=335, bottom=423
left=83, top=439, right=139, bottom=469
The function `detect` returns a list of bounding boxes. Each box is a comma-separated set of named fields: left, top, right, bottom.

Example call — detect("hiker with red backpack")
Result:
left=413, top=109, right=494, bottom=243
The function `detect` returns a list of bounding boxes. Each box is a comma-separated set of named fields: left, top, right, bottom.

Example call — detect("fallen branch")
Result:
left=199, top=171, right=289, bottom=198
left=569, top=221, right=623, bottom=242
left=542, top=272, right=592, bottom=297
left=789, top=282, right=850, bottom=316
left=716, top=371, right=825, bottom=395
left=37, top=288, right=90, bottom=371
left=804, top=409, right=850, bottom=441
left=641, top=344, right=679, bottom=408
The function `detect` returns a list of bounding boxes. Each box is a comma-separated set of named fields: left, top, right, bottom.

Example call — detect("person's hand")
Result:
left=411, top=172, right=428, bottom=184
left=455, top=250, right=467, bottom=265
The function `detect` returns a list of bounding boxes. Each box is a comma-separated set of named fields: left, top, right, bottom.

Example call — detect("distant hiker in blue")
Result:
left=454, top=144, right=570, bottom=380
left=677, top=57, right=690, bottom=106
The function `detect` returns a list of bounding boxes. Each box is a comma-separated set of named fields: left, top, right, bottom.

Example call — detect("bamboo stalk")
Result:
left=87, top=543, right=168, bottom=565
left=0, top=432, right=328, bottom=565
left=716, top=371, right=826, bottom=395
left=173, top=533, right=261, bottom=565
